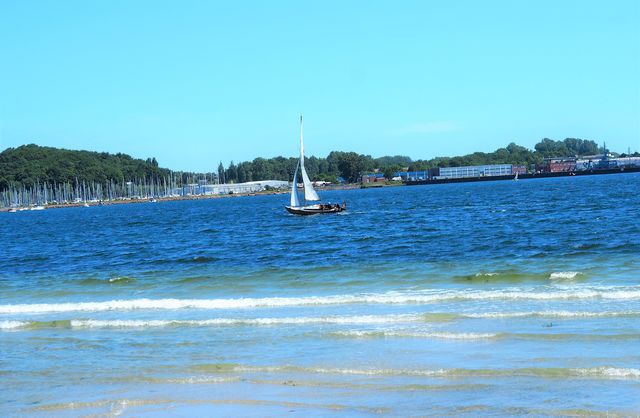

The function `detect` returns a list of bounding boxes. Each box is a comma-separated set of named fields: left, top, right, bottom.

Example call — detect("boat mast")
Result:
left=300, top=114, right=305, bottom=206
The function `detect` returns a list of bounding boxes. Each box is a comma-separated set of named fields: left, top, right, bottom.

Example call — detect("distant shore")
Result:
left=405, top=166, right=640, bottom=186
left=4, top=169, right=637, bottom=212
left=0, top=184, right=360, bottom=212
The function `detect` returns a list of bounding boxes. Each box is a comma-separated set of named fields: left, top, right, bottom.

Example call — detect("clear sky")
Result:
left=1, top=0, right=639, bottom=171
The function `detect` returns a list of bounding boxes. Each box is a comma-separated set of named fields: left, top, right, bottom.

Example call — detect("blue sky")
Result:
left=1, top=0, right=638, bottom=171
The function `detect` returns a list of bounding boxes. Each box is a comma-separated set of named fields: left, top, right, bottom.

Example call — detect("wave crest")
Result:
left=2, top=286, right=640, bottom=314
left=192, top=364, right=640, bottom=380
left=549, top=271, right=583, bottom=280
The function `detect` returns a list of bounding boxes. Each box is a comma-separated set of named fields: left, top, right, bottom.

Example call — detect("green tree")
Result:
left=337, top=152, right=370, bottom=183
left=383, top=166, right=396, bottom=180
left=0, top=144, right=170, bottom=191
left=218, top=162, right=225, bottom=184
left=226, top=161, right=237, bottom=183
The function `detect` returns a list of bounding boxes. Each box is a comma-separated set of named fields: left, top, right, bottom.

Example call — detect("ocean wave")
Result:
left=331, top=330, right=499, bottom=340
left=457, top=270, right=587, bottom=283
left=455, top=271, right=538, bottom=284
left=79, top=276, right=136, bottom=286
left=0, top=320, right=27, bottom=330
left=0, top=315, right=422, bottom=330
left=549, top=271, right=583, bottom=280
left=2, top=286, right=640, bottom=313
left=108, top=276, right=136, bottom=284
left=145, top=375, right=241, bottom=384
left=465, top=310, right=640, bottom=319
left=4, top=312, right=639, bottom=333
left=175, top=256, right=219, bottom=264
left=193, top=363, right=640, bottom=380
left=331, top=330, right=639, bottom=342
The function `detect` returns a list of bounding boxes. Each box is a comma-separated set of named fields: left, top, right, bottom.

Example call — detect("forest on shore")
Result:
left=0, top=138, right=631, bottom=191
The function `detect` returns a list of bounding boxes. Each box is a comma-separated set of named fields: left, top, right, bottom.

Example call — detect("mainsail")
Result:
left=299, top=115, right=320, bottom=202
left=290, top=162, right=301, bottom=207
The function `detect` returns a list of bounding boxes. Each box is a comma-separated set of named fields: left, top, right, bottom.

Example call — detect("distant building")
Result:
left=437, top=164, right=513, bottom=179
left=512, top=165, right=527, bottom=175
left=576, top=156, right=640, bottom=171
left=613, top=157, right=640, bottom=168
left=397, top=164, right=521, bottom=181
left=196, top=180, right=288, bottom=195
left=397, top=171, right=429, bottom=181
left=543, top=158, right=576, bottom=173
left=361, top=173, right=386, bottom=183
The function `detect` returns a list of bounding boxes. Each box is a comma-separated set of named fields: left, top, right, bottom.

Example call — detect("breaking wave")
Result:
left=549, top=271, right=583, bottom=280
left=2, top=286, right=640, bottom=313
left=331, top=330, right=499, bottom=340
left=464, top=310, right=640, bottom=319
left=0, top=315, right=422, bottom=330
left=192, top=363, right=640, bottom=380
left=331, top=330, right=640, bottom=341
left=0, top=320, right=28, bottom=330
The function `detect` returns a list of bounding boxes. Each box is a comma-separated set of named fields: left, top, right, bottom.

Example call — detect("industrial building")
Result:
left=395, top=164, right=526, bottom=181
left=544, top=156, right=640, bottom=173
left=437, top=164, right=514, bottom=179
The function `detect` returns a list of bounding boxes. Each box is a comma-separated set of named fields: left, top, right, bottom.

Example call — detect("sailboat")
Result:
left=285, top=116, right=346, bottom=215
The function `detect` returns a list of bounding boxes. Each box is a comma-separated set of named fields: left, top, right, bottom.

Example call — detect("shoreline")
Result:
left=2, top=169, right=637, bottom=212
left=405, top=166, right=640, bottom=186
left=0, top=184, right=360, bottom=212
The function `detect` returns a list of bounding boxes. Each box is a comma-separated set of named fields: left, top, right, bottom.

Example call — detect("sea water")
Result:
left=1, top=173, right=639, bottom=417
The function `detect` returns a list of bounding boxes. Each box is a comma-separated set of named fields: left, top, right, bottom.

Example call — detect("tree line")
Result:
left=215, top=138, right=608, bottom=183
left=0, top=138, right=626, bottom=191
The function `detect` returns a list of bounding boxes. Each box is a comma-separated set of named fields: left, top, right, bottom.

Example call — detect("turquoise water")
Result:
left=1, top=174, right=639, bottom=417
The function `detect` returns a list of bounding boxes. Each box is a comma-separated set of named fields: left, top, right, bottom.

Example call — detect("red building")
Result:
left=511, top=165, right=527, bottom=174
left=545, top=158, right=576, bottom=173
left=550, top=162, right=574, bottom=172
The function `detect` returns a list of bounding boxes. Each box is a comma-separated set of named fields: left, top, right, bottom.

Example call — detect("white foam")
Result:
left=466, top=310, right=640, bottom=319
left=2, top=286, right=639, bottom=313
left=549, top=271, right=582, bottom=280
left=108, top=277, right=132, bottom=283
left=574, top=367, right=640, bottom=379
left=334, top=330, right=498, bottom=340
left=0, top=320, right=27, bottom=330
left=234, top=365, right=441, bottom=377
left=162, top=376, right=241, bottom=384
left=5, top=310, right=637, bottom=331
left=68, top=315, right=421, bottom=329
left=231, top=365, right=640, bottom=379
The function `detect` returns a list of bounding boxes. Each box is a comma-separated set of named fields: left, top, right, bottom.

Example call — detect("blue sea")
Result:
left=1, top=173, right=639, bottom=417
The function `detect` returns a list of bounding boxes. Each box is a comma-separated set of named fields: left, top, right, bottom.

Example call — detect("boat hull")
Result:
left=285, top=204, right=345, bottom=216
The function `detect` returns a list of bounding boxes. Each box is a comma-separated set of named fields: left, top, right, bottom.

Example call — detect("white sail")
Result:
left=300, top=166, right=320, bottom=202
left=290, top=162, right=301, bottom=207
left=299, top=115, right=320, bottom=202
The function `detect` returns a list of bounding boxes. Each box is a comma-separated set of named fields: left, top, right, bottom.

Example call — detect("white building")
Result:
left=199, top=180, right=289, bottom=195
left=172, top=180, right=289, bottom=196
left=438, top=164, right=513, bottom=179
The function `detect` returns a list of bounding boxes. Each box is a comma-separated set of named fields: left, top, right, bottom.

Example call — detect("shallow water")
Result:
left=1, top=173, right=639, bottom=417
